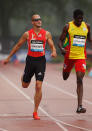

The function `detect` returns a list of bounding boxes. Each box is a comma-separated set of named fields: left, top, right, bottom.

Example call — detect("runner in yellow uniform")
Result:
left=58, top=9, right=92, bottom=113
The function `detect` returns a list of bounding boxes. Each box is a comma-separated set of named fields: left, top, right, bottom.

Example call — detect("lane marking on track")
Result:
left=0, top=117, right=33, bottom=120
left=0, top=113, right=92, bottom=117
left=0, top=128, right=8, bottom=131
left=0, top=73, right=68, bottom=131
left=0, top=73, right=92, bottom=131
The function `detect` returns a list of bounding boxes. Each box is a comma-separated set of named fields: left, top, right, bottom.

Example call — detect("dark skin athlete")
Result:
left=58, top=14, right=92, bottom=109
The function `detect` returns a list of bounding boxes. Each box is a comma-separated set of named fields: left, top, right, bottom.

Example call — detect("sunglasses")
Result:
left=32, top=18, right=41, bottom=22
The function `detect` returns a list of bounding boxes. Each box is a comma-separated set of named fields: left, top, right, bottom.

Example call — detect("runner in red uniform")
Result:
left=3, top=14, right=57, bottom=120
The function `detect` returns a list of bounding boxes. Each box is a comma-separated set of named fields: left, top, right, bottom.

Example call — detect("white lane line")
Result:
left=0, top=116, right=33, bottom=121
left=0, top=128, right=8, bottom=131
left=56, top=119, right=92, bottom=131
left=0, top=73, right=68, bottom=131
left=44, top=82, right=92, bottom=105
left=0, top=73, right=92, bottom=131
left=0, top=113, right=92, bottom=117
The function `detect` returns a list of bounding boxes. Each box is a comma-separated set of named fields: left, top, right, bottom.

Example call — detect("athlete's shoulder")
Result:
left=85, top=22, right=90, bottom=32
left=45, top=30, right=52, bottom=40
left=40, top=28, right=46, bottom=33
left=27, top=28, right=34, bottom=39
left=46, top=30, right=51, bottom=36
left=23, top=31, right=29, bottom=40
left=68, top=21, right=74, bottom=27
left=85, top=22, right=90, bottom=27
left=63, top=23, right=69, bottom=33
left=28, top=28, right=33, bottom=33
left=68, top=21, right=73, bottom=24
left=82, top=21, right=89, bottom=26
left=46, top=30, right=50, bottom=34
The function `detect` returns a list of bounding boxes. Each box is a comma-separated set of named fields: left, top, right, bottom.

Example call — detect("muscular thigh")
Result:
left=63, top=58, right=75, bottom=72
left=35, top=57, right=46, bottom=81
left=23, top=56, right=35, bottom=83
left=62, top=58, right=75, bottom=80
left=75, top=59, right=86, bottom=73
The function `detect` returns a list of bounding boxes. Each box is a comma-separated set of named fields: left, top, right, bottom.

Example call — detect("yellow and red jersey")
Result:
left=63, top=21, right=88, bottom=59
left=27, top=28, right=46, bottom=57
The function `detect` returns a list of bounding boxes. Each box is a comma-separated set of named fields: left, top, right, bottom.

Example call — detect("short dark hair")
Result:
left=73, top=9, right=84, bottom=19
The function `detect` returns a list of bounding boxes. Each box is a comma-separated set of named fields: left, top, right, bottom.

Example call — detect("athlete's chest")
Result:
left=68, top=23, right=88, bottom=37
left=28, top=31, right=46, bottom=52
left=68, top=23, right=88, bottom=47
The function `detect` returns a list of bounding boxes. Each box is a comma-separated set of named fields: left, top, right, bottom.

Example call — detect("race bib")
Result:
left=31, top=40, right=43, bottom=52
left=73, top=35, right=86, bottom=47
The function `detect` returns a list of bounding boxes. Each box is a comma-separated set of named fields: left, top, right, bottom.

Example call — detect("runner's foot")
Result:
left=76, top=105, right=86, bottom=113
left=33, top=112, right=40, bottom=120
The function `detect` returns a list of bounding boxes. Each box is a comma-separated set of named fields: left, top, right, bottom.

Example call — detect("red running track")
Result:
left=0, top=62, right=92, bottom=131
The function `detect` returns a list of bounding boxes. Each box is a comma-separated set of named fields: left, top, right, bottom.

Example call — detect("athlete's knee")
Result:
left=22, top=84, right=28, bottom=88
left=63, top=72, right=70, bottom=80
left=36, top=84, right=42, bottom=91
left=21, top=74, right=31, bottom=88
left=76, top=72, right=85, bottom=85
left=63, top=76, right=68, bottom=80
left=22, top=81, right=30, bottom=88
left=35, top=81, right=42, bottom=91
left=77, top=77, right=83, bottom=84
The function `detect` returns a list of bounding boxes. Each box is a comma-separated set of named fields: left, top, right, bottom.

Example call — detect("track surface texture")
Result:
left=0, top=62, right=92, bottom=131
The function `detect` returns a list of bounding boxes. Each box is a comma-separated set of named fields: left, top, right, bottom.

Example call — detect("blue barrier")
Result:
left=88, top=68, right=92, bottom=77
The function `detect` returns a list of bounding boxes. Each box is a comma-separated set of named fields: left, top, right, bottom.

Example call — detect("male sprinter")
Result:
left=58, top=9, right=92, bottom=113
left=3, top=14, right=57, bottom=119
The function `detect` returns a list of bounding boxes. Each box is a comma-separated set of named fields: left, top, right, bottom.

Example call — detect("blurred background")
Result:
left=0, top=0, right=92, bottom=75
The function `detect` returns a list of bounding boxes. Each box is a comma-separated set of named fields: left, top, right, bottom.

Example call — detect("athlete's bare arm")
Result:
left=86, top=23, right=92, bottom=48
left=3, top=32, right=28, bottom=64
left=58, top=24, right=69, bottom=55
left=46, top=31, right=57, bottom=57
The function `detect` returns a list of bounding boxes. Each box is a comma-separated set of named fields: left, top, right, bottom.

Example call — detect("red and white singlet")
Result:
left=27, top=28, right=46, bottom=57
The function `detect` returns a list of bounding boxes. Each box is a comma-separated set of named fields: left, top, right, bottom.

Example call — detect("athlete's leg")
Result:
left=21, top=75, right=30, bottom=88
left=76, top=71, right=85, bottom=107
left=34, top=80, right=42, bottom=113
left=33, top=81, right=43, bottom=120
left=63, top=72, right=70, bottom=80
left=21, top=55, right=34, bottom=88
left=33, top=56, right=46, bottom=120
left=63, top=59, right=74, bottom=80
left=75, top=59, right=86, bottom=113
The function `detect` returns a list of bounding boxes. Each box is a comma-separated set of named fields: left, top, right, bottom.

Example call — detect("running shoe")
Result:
left=76, top=105, right=86, bottom=113
left=33, top=112, right=40, bottom=120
